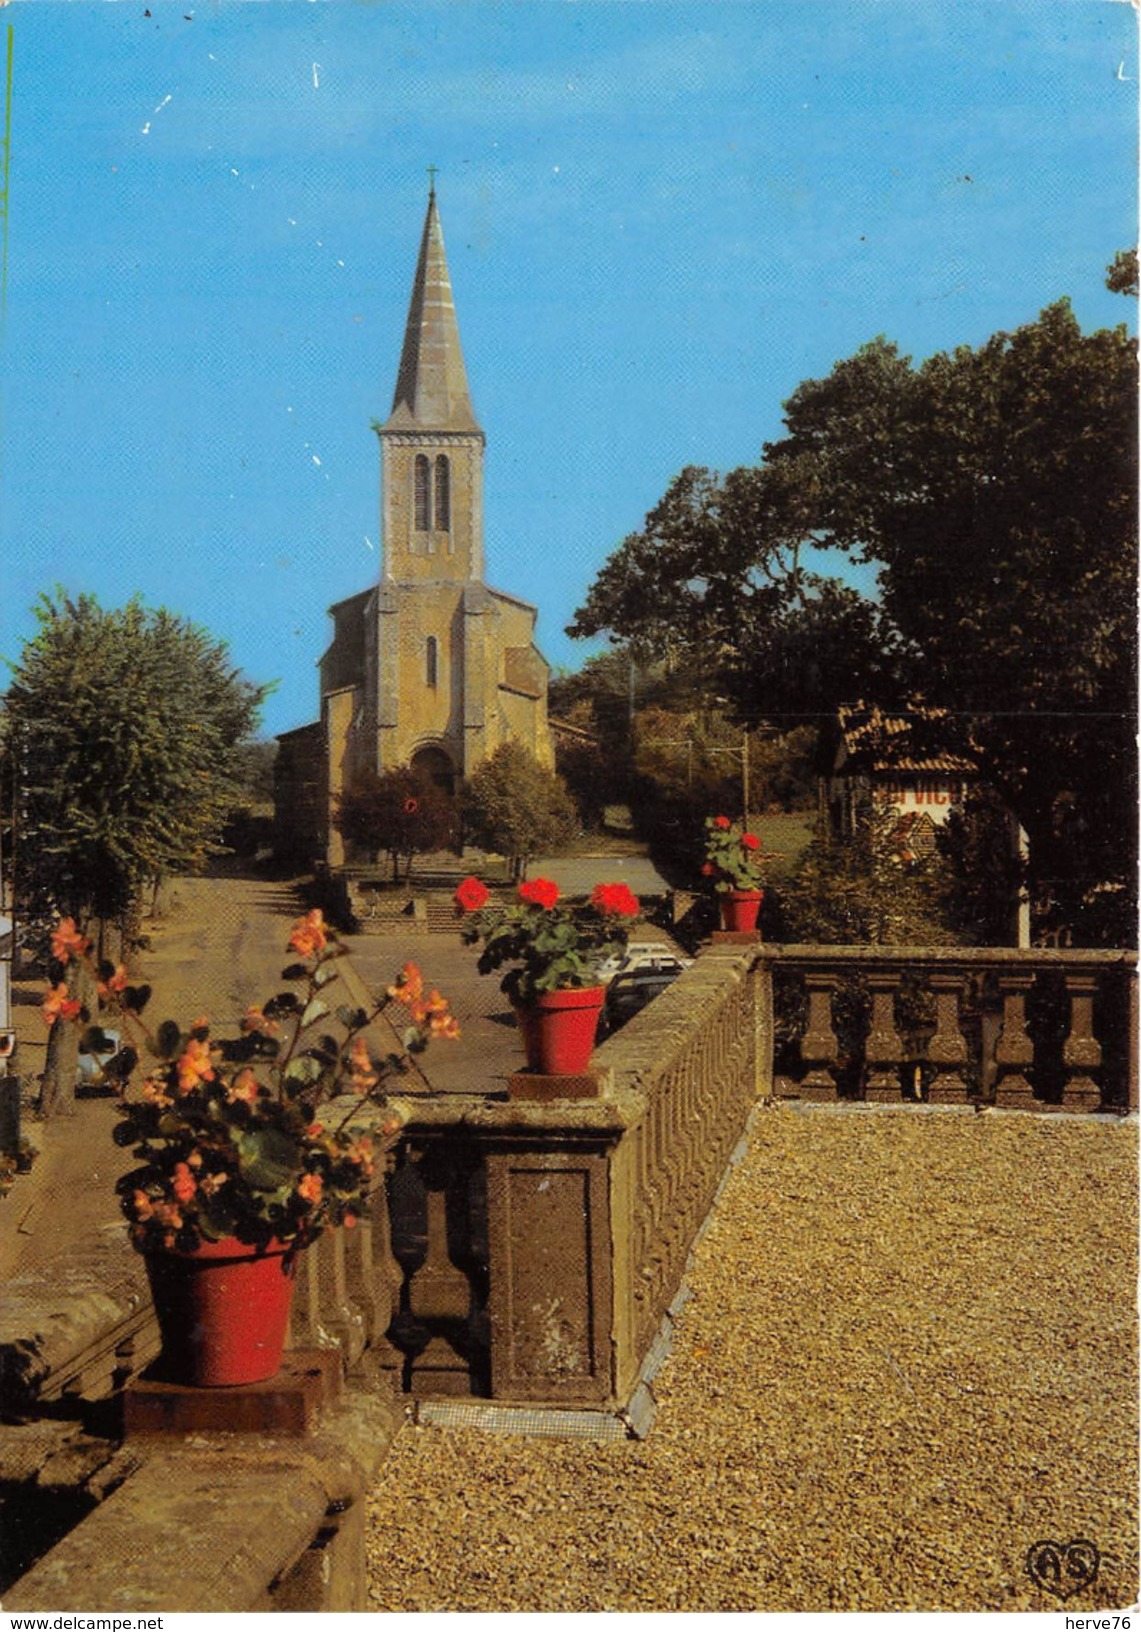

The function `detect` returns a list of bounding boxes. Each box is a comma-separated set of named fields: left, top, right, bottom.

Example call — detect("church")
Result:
left=275, top=183, right=554, bottom=867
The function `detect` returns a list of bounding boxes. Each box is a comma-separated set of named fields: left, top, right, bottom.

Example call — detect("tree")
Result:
left=571, top=289, right=1137, bottom=943
left=3, top=591, right=266, bottom=1115
left=777, top=804, right=955, bottom=948
left=1106, top=248, right=1138, bottom=298
left=549, top=701, right=614, bottom=832
left=334, top=766, right=457, bottom=880
left=566, top=463, right=895, bottom=726
left=463, top=743, right=577, bottom=880
left=766, top=300, right=1137, bottom=942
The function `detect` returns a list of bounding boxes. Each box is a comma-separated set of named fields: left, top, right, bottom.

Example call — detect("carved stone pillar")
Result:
left=290, top=1229, right=363, bottom=1361
left=864, top=971, right=904, bottom=1102
left=800, top=973, right=839, bottom=1101
left=386, top=1144, right=488, bottom=1396
left=1062, top=971, right=1102, bottom=1112
left=926, top=974, right=970, bottom=1104
left=993, top=971, right=1038, bottom=1110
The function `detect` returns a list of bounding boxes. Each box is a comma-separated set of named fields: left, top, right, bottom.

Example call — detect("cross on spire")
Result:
left=427, top=164, right=438, bottom=196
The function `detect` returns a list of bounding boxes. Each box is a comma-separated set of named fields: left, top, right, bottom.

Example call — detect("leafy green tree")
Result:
left=571, top=289, right=1137, bottom=944
left=334, top=766, right=457, bottom=880
left=766, top=300, right=1137, bottom=942
left=463, top=743, right=577, bottom=880
left=777, top=805, right=955, bottom=948
left=3, top=591, right=266, bottom=1115
left=567, top=463, right=894, bottom=727
left=549, top=701, right=614, bottom=832
left=1106, top=248, right=1138, bottom=298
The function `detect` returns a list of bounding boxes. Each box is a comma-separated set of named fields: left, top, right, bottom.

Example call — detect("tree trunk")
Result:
left=37, top=955, right=96, bottom=1119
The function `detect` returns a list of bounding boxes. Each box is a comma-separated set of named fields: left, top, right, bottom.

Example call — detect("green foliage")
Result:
left=777, top=806, right=956, bottom=947
left=566, top=464, right=895, bottom=726
left=936, top=788, right=1027, bottom=946
left=1106, top=248, right=1138, bottom=297
left=457, top=877, right=640, bottom=1005
left=549, top=701, right=614, bottom=831
left=3, top=591, right=267, bottom=924
left=335, top=765, right=457, bottom=879
left=463, top=742, right=577, bottom=879
left=570, top=286, right=1138, bottom=944
left=78, top=908, right=458, bottom=1251
left=768, top=299, right=1137, bottom=942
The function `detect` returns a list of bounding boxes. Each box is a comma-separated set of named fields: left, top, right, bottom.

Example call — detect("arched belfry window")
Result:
left=414, top=455, right=431, bottom=532
left=434, top=455, right=451, bottom=531
left=426, top=635, right=439, bottom=688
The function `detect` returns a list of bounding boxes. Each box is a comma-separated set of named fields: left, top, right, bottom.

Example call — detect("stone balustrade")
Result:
left=376, top=945, right=761, bottom=1415
left=5, top=938, right=1136, bottom=1610
left=761, top=945, right=1137, bottom=1113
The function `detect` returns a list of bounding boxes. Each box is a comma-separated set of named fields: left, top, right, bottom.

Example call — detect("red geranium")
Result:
left=713, top=815, right=732, bottom=830
left=591, top=881, right=640, bottom=918
left=741, top=833, right=761, bottom=851
left=518, top=878, right=560, bottom=911
left=460, top=876, right=638, bottom=1007
left=454, top=875, right=491, bottom=914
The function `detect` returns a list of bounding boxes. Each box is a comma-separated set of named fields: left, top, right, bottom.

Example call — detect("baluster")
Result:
left=1062, top=971, right=1103, bottom=1112
left=800, top=972, right=839, bottom=1101
left=926, top=973, right=970, bottom=1103
left=864, top=970, right=904, bottom=1102
left=288, top=1231, right=358, bottom=1357
left=993, top=971, right=1038, bottom=1110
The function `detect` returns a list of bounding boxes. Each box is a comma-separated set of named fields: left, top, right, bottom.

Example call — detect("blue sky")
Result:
left=1, top=1, right=1136, bottom=739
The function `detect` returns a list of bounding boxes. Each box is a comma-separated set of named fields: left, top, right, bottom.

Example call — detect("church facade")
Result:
left=275, top=186, right=553, bottom=867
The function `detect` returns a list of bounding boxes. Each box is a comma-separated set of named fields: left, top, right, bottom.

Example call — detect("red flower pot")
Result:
left=719, top=889, right=764, bottom=935
left=143, top=1235, right=298, bottom=1387
left=516, top=986, right=606, bottom=1075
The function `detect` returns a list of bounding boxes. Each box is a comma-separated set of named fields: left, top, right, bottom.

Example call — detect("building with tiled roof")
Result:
left=820, top=701, right=979, bottom=840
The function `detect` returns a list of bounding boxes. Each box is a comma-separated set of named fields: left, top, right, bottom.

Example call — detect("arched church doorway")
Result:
left=410, top=744, right=456, bottom=798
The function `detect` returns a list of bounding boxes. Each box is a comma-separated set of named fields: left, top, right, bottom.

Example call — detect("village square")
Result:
left=0, top=4, right=1136, bottom=1620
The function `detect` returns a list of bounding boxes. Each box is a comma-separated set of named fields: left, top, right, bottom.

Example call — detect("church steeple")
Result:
left=383, top=182, right=481, bottom=435
left=376, top=181, right=485, bottom=583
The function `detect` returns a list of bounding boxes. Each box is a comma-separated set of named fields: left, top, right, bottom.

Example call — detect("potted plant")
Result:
left=454, top=875, right=640, bottom=1074
left=702, top=814, right=767, bottom=934
left=41, top=910, right=458, bottom=1387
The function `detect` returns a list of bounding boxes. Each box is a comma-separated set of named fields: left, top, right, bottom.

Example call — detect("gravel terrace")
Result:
left=364, top=1106, right=1138, bottom=1613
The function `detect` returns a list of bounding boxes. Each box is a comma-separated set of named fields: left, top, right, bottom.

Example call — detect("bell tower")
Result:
left=376, top=179, right=485, bottom=582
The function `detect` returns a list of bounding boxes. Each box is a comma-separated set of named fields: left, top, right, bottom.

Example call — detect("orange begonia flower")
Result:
left=348, top=1035, right=379, bottom=1094
left=42, top=983, right=81, bottom=1027
left=388, top=962, right=424, bottom=1006
left=98, top=965, right=130, bottom=1001
left=226, top=1067, right=259, bottom=1104
left=240, top=1005, right=279, bottom=1037
left=176, top=1036, right=216, bottom=1094
left=51, top=918, right=89, bottom=965
left=297, top=1172, right=324, bottom=1205
left=172, top=1162, right=198, bottom=1205
left=289, top=909, right=328, bottom=959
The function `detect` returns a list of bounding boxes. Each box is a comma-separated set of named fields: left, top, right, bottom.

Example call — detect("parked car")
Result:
left=594, top=940, right=693, bottom=985
left=601, top=964, right=685, bottom=1038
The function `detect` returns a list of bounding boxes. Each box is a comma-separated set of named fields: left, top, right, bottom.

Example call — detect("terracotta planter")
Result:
left=515, top=986, right=606, bottom=1075
left=718, top=889, right=764, bottom=935
left=143, top=1235, right=298, bottom=1387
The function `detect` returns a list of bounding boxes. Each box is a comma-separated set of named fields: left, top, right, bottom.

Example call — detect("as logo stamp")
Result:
left=1025, top=1538, right=1101, bottom=1600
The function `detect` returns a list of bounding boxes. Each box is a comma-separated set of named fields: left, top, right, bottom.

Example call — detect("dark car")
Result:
left=601, top=965, right=684, bottom=1039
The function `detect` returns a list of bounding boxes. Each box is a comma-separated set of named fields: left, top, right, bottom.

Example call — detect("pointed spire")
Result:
left=383, top=183, right=481, bottom=434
